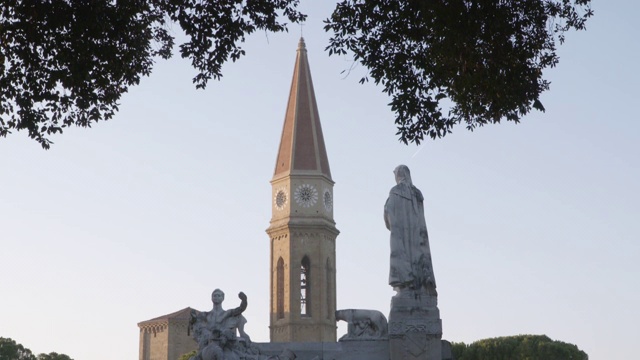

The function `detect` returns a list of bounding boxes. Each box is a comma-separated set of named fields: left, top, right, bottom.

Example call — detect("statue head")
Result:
left=211, top=289, right=225, bottom=305
left=393, top=165, right=412, bottom=185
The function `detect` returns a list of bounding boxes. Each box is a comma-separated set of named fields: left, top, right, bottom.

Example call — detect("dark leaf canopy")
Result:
left=0, top=337, right=36, bottom=360
left=1, top=0, right=591, bottom=148
left=324, top=0, right=593, bottom=144
left=451, top=334, right=589, bottom=360
left=36, top=353, right=74, bottom=360
left=0, top=0, right=305, bottom=148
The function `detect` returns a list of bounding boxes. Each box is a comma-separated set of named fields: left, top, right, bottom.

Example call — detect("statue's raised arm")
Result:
left=188, top=289, right=252, bottom=360
left=228, top=292, right=247, bottom=317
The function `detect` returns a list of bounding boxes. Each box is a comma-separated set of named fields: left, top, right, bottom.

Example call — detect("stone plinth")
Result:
left=388, top=288, right=442, bottom=360
left=255, top=340, right=389, bottom=360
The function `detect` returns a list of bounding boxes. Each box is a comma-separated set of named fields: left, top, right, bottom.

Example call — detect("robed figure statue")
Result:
left=384, top=165, right=437, bottom=294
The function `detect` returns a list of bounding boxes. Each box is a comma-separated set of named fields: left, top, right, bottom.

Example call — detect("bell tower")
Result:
left=267, top=38, right=338, bottom=342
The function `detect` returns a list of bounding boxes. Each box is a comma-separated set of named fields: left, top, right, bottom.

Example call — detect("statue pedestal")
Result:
left=388, top=288, right=442, bottom=360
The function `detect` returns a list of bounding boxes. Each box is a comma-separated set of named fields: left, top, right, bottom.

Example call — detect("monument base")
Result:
left=388, top=288, right=443, bottom=360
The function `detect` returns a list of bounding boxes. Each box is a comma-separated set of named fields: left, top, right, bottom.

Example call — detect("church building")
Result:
left=138, top=38, right=339, bottom=359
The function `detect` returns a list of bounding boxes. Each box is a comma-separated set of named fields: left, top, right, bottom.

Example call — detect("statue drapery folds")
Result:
left=384, top=165, right=436, bottom=294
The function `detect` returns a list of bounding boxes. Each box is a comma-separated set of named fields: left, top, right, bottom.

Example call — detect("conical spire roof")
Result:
left=273, top=38, right=332, bottom=180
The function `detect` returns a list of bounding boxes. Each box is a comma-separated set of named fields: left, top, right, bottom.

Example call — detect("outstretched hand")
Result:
left=238, top=292, right=247, bottom=301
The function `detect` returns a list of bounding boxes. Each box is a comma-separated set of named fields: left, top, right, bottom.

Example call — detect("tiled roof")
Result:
left=274, top=38, right=332, bottom=180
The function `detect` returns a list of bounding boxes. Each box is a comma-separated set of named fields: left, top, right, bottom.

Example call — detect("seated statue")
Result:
left=189, top=289, right=252, bottom=360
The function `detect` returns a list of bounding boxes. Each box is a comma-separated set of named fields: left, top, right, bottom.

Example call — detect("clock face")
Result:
left=294, top=184, right=318, bottom=208
left=323, top=189, right=333, bottom=212
left=274, top=188, right=287, bottom=210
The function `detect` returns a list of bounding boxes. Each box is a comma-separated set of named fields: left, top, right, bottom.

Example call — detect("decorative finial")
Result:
left=298, top=37, right=306, bottom=50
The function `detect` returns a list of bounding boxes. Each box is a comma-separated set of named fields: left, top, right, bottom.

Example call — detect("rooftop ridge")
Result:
left=137, top=307, right=193, bottom=326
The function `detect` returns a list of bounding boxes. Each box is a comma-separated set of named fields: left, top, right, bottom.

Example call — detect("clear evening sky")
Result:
left=1, top=2, right=638, bottom=359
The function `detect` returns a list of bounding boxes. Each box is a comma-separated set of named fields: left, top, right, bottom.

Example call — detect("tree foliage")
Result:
left=1, top=0, right=591, bottom=148
left=179, top=350, right=197, bottom=360
left=325, top=0, right=593, bottom=144
left=0, top=338, right=74, bottom=360
left=36, top=353, right=73, bottom=360
left=0, top=0, right=305, bottom=148
left=0, top=337, right=36, bottom=360
left=451, top=334, right=588, bottom=360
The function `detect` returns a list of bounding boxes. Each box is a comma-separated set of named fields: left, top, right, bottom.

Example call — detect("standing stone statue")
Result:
left=385, top=165, right=443, bottom=360
left=384, top=165, right=436, bottom=294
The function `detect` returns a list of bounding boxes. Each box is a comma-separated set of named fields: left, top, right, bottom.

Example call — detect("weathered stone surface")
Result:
left=336, top=309, right=388, bottom=341
left=385, top=166, right=443, bottom=360
left=255, top=340, right=389, bottom=360
left=189, top=289, right=255, bottom=360
left=384, top=165, right=436, bottom=294
left=441, top=340, right=453, bottom=360
left=254, top=339, right=452, bottom=360
left=388, top=289, right=442, bottom=360
left=138, top=307, right=197, bottom=360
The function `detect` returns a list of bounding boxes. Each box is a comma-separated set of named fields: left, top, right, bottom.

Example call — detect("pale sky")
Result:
left=1, top=2, right=638, bottom=360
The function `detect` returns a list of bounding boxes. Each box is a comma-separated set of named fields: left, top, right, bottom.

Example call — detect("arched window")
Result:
left=301, top=256, right=311, bottom=316
left=277, top=257, right=285, bottom=319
